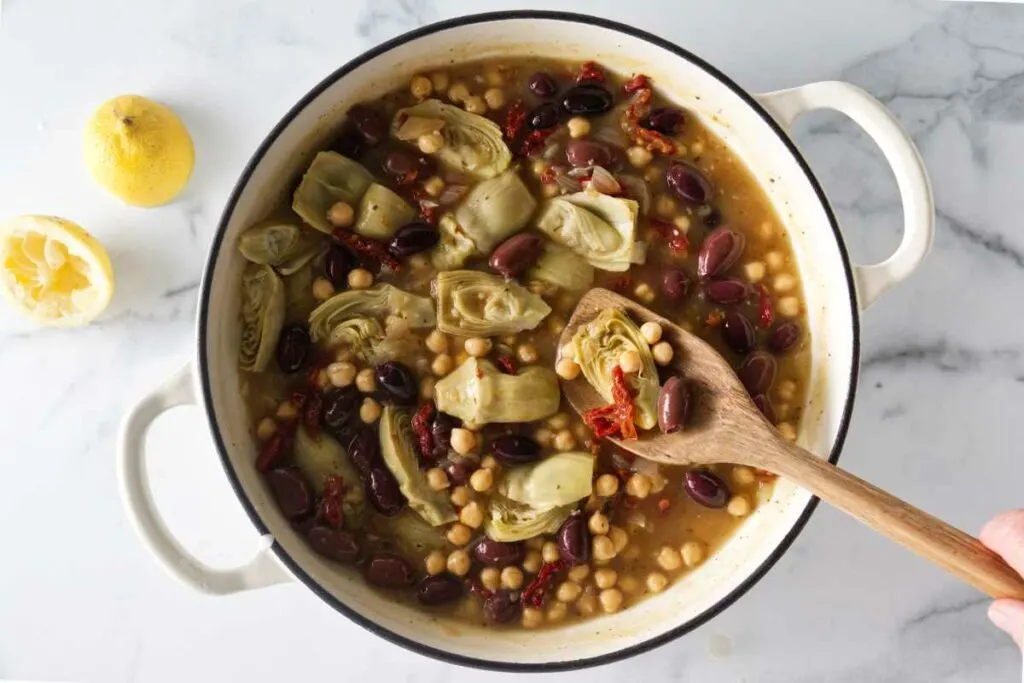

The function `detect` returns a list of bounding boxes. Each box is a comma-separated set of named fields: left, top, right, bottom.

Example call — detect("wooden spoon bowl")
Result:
left=560, top=288, right=1024, bottom=600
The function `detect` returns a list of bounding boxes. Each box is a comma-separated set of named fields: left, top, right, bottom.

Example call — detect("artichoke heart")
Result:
left=292, top=151, right=375, bottom=233
left=485, top=495, right=575, bottom=543
left=391, top=99, right=511, bottom=180
left=239, top=264, right=285, bottom=372
left=327, top=316, right=384, bottom=359
left=379, top=405, right=457, bottom=526
left=526, top=240, right=595, bottom=293
left=434, top=358, right=560, bottom=424
left=293, top=426, right=366, bottom=530
left=430, top=214, right=477, bottom=271
left=536, top=188, right=644, bottom=272
left=501, top=452, right=595, bottom=509
left=371, top=511, right=448, bottom=558
left=353, top=183, right=415, bottom=240
left=435, top=270, right=551, bottom=337
left=572, top=308, right=660, bottom=430
left=308, top=284, right=436, bottom=343
left=238, top=221, right=326, bottom=275
left=453, top=170, right=537, bottom=254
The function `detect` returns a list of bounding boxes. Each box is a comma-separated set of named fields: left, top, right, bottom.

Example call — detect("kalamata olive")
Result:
left=325, top=245, right=359, bottom=288
left=443, top=459, right=471, bottom=486
left=388, top=221, right=440, bottom=259
left=556, top=511, right=590, bottom=565
left=346, top=427, right=380, bottom=475
left=491, top=434, right=542, bottom=466
left=366, top=466, right=405, bottom=516
left=364, top=552, right=414, bottom=588
left=721, top=311, right=755, bottom=354
left=666, top=160, right=713, bottom=204
left=641, top=107, right=684, bottom=135
left=697, top=227, right=746, bottom=280
left=657, top=376, right=691, bottom=434
left=753, top=394, right=777, bottom=424
left=482, top=590, right=521, bottom=623
left=347, top=105, right=386, bottom=146
left=374, top=361, right=418, bottom=405
left=322, top=387, right=360, bottom=433
left=308, top=526, right=360, bottom=563
left=738, top=351, right=777, bottom=396
left=473, top=539, right=525, bottom=567
left=266, top=468, right=312, bottom=520
left=661, top=268, right=691, bottom=303
left=417, top=573, right=464, bottom=605
left=565, top=139, right=615, bottom=168
left=331, top=128, right=363, bottom=159
left=431, top=412, right=461, bottom=459
left=382, top=147, right=433, bottom=179
left=489, top=233, right=544, bottom=278
left=704, top=279, right=751, bottom=305
left=528, top=102, right=560, bottom=130
left=528, top=72, right=558, bottom=98
left=684, top=469, right=730, bottom=508
left=768, top=321, right=801, bottom=353
left=560, top=84, right=613, bottom=117
left=276, top=324, right=310, bottom=373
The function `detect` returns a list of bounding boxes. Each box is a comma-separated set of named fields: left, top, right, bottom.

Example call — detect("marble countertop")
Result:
left=2, top=0, right=1024, bottom=680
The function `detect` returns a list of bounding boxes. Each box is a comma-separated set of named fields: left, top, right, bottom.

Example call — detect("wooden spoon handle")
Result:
left=767, top=442, right=1024, bottom=600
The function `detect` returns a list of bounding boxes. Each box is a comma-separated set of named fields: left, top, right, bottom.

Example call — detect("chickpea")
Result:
left=521, top=607, right=543, bottom=628
left=327, top=201, right=354, bottom=228
left=423, top=175, right=445, bottom=197
left=619, top=349, right=642, bottom=373
left=649, top=471, right=669, bottom=494
left=608, top=526, right=629, bottom=554
left=425, top=550, right=446, bottom=576
left=592, top=535, right=616, bottom=561
left=464, top=337, right=492, bottom=357
left=464, top=95, right=488, bottom=115
left=425, top=329, right=448, bottom=354
left=546, top=412, right=569, bottom=430
left=450, top=428, right=478, bottom=456
left=418, top=130, right=445, bottom=154
left=359, top=397, right=382, bottom=423
left=410, top=74, right=433, bottom=99
left=744, top=261, right=767, bottom=283
left=594, top=474, right=620, bottom=497
left=255, top=417, right=277, bottom=441
left=517, top=343, right=539, bottom=364
left=522, top=550, right=542, bottom=574
left=593, top=568, right=618, bottom=590
left=276, top=400, right=299, bottom=420
left=480, top=454, right=500, bottom=471
left=484, top=65, right=505, bottom=86
left=327, top=361, right=357, bottom=388
left=556, top=357, right=580, bottom=380
left=484, top=87, right=506, bottom=110
left=674, top=215, right=691, bottom=233
left=588, top=511, right=610, bottom=536
left=625, top=473, right=652, bottom=499
left=618, top=575, right=641, bottom=596
left=447, top=522, right=473, bottom=546
left=447, top=549, right=471, bottom=576
left=776, top=379, right=797, bottom=402
left=450, top=485, right=470, bottom=507
left=460, top=501, right=484, bottom=529
left=646, top=571, right=669, bottom=593
left=656, top=546, right=683, bottom=571
left=419, top=376, right=436, bottom=400
left=553, top=429, right=577, bottom=451
left=640, top=321, right=663, bottom=345
left=430, top=71, right=450, bottom=92
left=773, top=273, right=796, bottom=293
left=542, top=541, right=561, bottom=563
left=777, top=296, right=801, bottom=317
left=567, top=116, right=591, bottom=139
left=644, top=166, right=661, bottom=183
left=599, top=588, right=624, bottom=613
left=431, top=353, right=454, bottom=376
left=312, top=276, right=335, bottom=301
left=652, top=341, right=675, bottom=366
left=732, top=466, right=756, bottom=487
left=534, top=427, right=554, bottom=447
left=546, top=602, right=568, bottom=622
left=547, top=316, right=566, bottom=336
left=727, top=495, right=752, bottom=517
left=633, top=282, right=655, bottom=303
left=556, top=581, right=582, bottom=603
left=479, top=567, right=501, bottom=591
left=447, top=82, right=470, bottom=103
left=690, top=140, right=705, bottom=156
left=500, top=566, right=524, bottom=590
left=347, top=268, right=373, bottom=289
left=654, top=194, right=677, bottom=218
left=681, top=540, right=707, bottom=567
left=576, top=593, right=598, bottom=616
left=765, top=250, right=784, bottom=270
left=354, top=368, right=376, bottom=393
left=626, top=145, right=653, bottom=168
left=469, top=466, right=493, bottom=492
left=567, top=564, right=590, bottom=583
left=426, top=467, right=449, bottom=491
left=525, top=536, right=545, bottom=551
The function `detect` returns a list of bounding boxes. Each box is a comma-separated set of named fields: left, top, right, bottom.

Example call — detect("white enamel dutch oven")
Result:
left=117, top=11, right=933, bottom=670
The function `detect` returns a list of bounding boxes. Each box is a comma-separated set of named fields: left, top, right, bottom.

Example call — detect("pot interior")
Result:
left=200, top=14, right=857, bottom=666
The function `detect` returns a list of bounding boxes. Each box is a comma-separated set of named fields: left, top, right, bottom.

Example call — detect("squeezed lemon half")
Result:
left=0, top=215, right=114, bottom=326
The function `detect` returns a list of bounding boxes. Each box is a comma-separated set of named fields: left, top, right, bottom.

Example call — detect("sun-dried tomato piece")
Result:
left=504, top=99, right=528, bottom=142
left=332, top=229, right=401, bottom=271
left=576, top=60, right=606, bottom=84
left=519, top=128, right=554, bottom=157
left=495, top=356, right=517, bottom=375
left=582, top=366, right=637, bottom=440
left=320, top=474, right=345, bottom=529
left=706, top=310, right=725, bottom=327
left=539, top=164, right=558, bottom=185
left=256, top=432, right=285, bottom=472
left=621, top=84, right=677, bottom=155
left=521, top=560, right=568, bottom=608
left=418, top=200, right=440, bottom=225
left=622, top=74, right=650, bottom=95
left=757, top=284, right=775, bottom=329
left=658, top=498, right=671, bottom=515
left=411, top=402, right=436, bottom=464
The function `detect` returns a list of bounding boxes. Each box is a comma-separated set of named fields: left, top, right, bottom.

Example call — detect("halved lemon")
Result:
left=0, top=215, right=114, bottom=326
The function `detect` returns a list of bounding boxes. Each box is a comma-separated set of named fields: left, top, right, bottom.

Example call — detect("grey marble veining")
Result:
left=1, top=1, right=1022, bottom=681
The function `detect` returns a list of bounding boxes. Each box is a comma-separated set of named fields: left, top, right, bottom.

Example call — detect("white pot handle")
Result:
left=116, top=363, right=292, bottom=595
left=756, top=81, right=934, bottom=310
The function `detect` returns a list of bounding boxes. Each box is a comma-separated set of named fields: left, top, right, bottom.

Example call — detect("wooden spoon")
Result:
left=559, top=288, right=1024, bottom=600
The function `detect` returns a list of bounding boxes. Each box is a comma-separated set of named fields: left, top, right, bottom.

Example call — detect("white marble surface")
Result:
left=2, top=0, right=1023, bottom=681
